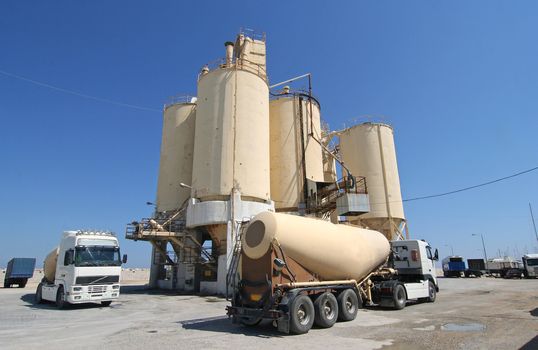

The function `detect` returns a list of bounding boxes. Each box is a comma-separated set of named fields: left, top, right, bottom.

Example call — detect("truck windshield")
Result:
left=75, top=246, right=121, bottom=267
left=526, top=259, right=538, bottom=266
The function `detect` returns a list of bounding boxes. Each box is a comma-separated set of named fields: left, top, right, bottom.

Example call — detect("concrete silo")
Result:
left=155, top=100, right=196, bottom=212
left=269, top=95, right=324, bottom=211
left=338, top=122, right=406, bottom=240
left=191, top=67, right=270, bottom=202
left=185, top=32, right=274, bottom=294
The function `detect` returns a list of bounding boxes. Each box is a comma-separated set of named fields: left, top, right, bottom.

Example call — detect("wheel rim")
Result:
left=323, top=298, right=336, bottom=320
left=345, top=296, right=356, bottom=313
left=297, top=304, right=310, bottom=325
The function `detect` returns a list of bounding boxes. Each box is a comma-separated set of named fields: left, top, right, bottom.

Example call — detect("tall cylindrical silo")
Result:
left=269, top=96, right=324, bottom=210
left=156, top=102, right=196, bottom=212
left=191, top=67, right=270, bottom=202
left=338, top=122, right=405, bottom=240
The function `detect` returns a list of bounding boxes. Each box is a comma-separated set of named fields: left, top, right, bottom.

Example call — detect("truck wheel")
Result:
left=240, top=316, right=261, bottom=327
left=19, top=281, right=27, bottom=288
left=289, top=294, right=315, bottom=334
left=56, top=286, right=68, bottom=309
left=313, top=292, right=338, bottom=328
left=337, top=289, right=359, bottom=322
left=392, top=284, right=406, bottom=310
left=101, top=301, right=112, bottom=307
left=35, top=283, right=43, bottom=304
left=419, top=281, right=436, bottom=303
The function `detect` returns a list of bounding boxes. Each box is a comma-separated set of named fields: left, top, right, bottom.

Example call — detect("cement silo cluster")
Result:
left=126, top=30, right=407, bottom=295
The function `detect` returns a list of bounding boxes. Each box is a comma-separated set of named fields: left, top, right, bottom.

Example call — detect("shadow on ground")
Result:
left=20, top=293, right=112, bottom=311
left=179, top=316, right=283, bottom=338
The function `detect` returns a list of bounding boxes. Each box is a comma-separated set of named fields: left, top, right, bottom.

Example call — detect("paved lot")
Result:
left=0, top=278, right=536, bottom=350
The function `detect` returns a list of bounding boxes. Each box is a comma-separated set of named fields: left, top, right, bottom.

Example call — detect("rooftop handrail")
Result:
left=199, top=56, right=268, bottom=82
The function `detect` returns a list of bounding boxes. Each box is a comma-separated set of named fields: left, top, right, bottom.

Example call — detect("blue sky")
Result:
left=1, top=1, right=537, bottom=267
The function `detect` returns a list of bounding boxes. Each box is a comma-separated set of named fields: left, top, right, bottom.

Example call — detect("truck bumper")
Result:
left=67, top=286, right=120, bottom=303
left=226, top=306, right=289, bottom=332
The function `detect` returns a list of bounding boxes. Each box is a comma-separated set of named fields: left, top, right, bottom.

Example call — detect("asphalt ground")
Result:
left=0, top=278, right=536, bottom=349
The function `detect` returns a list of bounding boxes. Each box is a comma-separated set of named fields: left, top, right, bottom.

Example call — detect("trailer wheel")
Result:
left=392, top=284, right=406, bottom=310
left=240, top=317, right=262, bottom=327
left=337, top=289, right=359, bottom=322
left=19, top=281, right=27, bottom=288
left=313, top=292, right=338, bottom=328
left=289, top=294, right=314, bottom=334
left=35, top=283, right=43, bottom=304
left=56, top=286, right=68, bottom=309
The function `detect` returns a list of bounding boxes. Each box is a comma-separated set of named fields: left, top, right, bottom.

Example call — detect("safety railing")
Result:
left=163, top=95, right=196, bottom=109
left=199, top=56, right=267, bottom=82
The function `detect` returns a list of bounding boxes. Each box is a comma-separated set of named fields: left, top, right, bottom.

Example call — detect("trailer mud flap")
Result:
left=277, top=314, right=290, bottom=333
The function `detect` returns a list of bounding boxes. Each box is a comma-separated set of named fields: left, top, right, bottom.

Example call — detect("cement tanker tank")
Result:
left=242, top=211, right=390, bottom=281
left=43, top=247, right=59, bottom=283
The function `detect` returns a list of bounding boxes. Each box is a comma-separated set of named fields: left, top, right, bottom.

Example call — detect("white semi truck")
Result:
left=35, top=230, right=126, bottom=309
left=226, top=212, right=439, bottom=334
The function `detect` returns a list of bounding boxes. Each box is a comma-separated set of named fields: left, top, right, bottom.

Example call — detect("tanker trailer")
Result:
left=226, top=212, right=439, bottom=334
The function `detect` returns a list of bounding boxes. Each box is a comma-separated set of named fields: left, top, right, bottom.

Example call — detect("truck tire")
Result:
left=19, top=280, right=27, bottom=288
left=240, top=316, right=262, bottom=327
left=337, top=289, right=359, bottom=322
left=4, top=281, right=10, bottom=288
left=313, top=292, right=338, bottom=328
left=289, top=294, right=314, bottom=335
left=419, top=281, right=436, bottom=303
left=56, top=286, right=68, bottom=309
left=392, top=284, right=406, bottom=310
left=35, top=283, right=43, bottom=304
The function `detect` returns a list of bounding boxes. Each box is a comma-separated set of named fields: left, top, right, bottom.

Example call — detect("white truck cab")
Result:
left=374, top=239, right=439, bottom=309
left=36, top=230, right=126, bottom=308
left=522, top=253, right=538, bottom=278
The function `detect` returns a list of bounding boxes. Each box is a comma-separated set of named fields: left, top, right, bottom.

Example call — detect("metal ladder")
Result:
left=226, top=221, right=247, bottom=300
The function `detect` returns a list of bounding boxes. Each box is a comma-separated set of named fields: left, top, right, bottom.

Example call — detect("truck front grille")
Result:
left=88, top=285, right=107, bottom=294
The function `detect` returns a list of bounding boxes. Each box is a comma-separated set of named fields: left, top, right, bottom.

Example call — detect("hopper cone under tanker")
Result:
left=242, top=212, right=390, bottom=281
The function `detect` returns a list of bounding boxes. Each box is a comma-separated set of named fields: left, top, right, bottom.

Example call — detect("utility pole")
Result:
left=530, top=203, right=538, bottom=244
left=473, top=233, right=489, bottom=274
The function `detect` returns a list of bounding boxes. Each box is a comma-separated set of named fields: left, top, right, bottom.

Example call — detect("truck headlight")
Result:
left=112, top=285, right=120, bottom=289
left=73, top=287, right=82, bottom=292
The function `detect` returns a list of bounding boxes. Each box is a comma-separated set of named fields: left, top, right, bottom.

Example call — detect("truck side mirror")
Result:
left=64, top=249, right=74, bottom=266
left=434, top=249, right=439, bottom=261
left=122, top=254, right=128, bottom=264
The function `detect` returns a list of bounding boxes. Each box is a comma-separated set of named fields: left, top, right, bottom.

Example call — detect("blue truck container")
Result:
left=442, top=256, right=466, bottom=277
left=4, top=258, right=36, bottom=288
